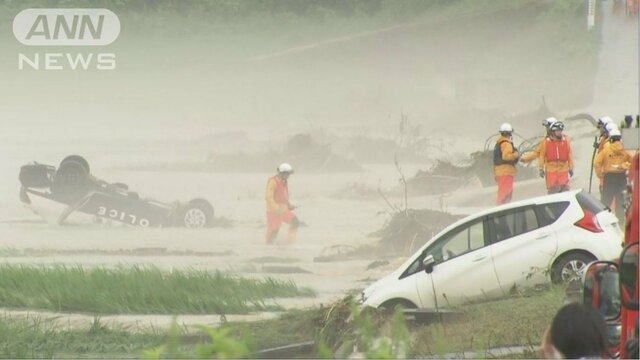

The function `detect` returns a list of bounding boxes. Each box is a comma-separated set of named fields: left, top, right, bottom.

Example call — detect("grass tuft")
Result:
left=0, top=264, right=314, bottom=314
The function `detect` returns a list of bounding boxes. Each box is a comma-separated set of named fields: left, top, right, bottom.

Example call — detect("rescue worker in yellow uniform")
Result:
left=265, top=163, right=299, bottom=244
left=538, top=121, right=574, bottom=194
left=594, top=116, right=614, bottom=197
left=493, top=123, right=519, bottom=204
left=521, top=117, right=557, bottom=164
left=594, top=126, right=631, bottom=222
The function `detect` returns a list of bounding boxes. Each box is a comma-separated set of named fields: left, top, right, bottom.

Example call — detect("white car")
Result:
left=362, top=190, right=623, bottom=310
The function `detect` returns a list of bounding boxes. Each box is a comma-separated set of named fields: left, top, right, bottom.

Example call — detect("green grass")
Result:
left=411, top=286, right=566, bottom=357
left=0, top=287, right=566, bottom=358
left=221, top=286, right=566, bottom=358
left=0, top=315, right=164, bottom=359
left=0, top=265, right=314, bottom=315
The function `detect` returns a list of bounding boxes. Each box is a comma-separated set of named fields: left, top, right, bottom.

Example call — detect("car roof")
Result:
left=473, top=189, right=580, bottom=216
left=426, top=189, right=581, bottom=244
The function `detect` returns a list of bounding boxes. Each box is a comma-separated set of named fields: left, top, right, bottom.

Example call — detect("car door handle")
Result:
left=534, top=233, right=550, bottom=240
left=473, top=255, right=487, bottom=262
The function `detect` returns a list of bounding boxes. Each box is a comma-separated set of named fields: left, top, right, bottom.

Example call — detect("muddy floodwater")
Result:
left=0, top=125, right=598, bottom=330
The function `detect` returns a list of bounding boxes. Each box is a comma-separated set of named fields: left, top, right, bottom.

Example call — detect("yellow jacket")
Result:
left=266, top=176, right=286, bottom=212
left=594, top=140, right=631, bottom=178
left=493, top=135, right=519, bottom=176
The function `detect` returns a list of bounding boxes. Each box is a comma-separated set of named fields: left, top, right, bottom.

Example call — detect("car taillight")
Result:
left=574, top=209, right=603, bottom=233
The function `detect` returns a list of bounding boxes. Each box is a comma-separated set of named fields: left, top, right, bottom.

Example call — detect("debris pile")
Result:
left=373, top=209, right=464, bottom=255
left=315, top=208, right=462, bottom=262
left=405, top=149, right=539, bottom=195
left=406, top=160, right=473, bottom=196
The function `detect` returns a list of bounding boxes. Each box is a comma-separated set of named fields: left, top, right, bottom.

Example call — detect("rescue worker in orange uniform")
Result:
left=538, top=121, right=574, bottom=194
left=594, top=126, right=631, bottom=222
left=493, top=123, right=519, bottom=204
left=521, top=117, right=557, bottom=164
left=265, top=163, right=299, bottom=244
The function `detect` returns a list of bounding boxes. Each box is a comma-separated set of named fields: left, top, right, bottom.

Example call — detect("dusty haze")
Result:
left=0, top=0, right=637, bottom=328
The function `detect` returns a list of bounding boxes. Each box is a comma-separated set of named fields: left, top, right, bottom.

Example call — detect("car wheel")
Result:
left=551, top=253, right=596, bottom=284
left=51, top=160, right=90, bottom=202
left=380, top=299, right=416, bottom=313
left=182, top=199, right=214, bottom=228
left=59, top=155, right=90, bottom=175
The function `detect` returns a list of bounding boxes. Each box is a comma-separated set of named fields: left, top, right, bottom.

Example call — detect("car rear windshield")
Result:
left=576, top=191, right=607, bottom=214
left=536, top=201, right=570, bottom=226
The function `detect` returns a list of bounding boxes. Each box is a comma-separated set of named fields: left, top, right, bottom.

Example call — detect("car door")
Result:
left=487, top=204, right=560, bottom=292
left=415, top=217, right=499, bottom=308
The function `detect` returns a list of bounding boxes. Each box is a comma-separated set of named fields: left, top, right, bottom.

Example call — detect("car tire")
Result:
left=182, top=199, right=214, bottom=228
left=51, top=159, right=90, bottom=202
left=380, top=299, right=417, bottom=313
left=551, top=252, right=596, bottom=284
left=59, top=155, right=90, bottom=175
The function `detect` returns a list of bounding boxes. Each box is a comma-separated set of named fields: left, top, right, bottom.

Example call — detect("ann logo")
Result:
left=13, top=9, right=120, bottom=46
left=13, top=9, right=119, bottom=70
left=26, top=14, right=105, bottom=41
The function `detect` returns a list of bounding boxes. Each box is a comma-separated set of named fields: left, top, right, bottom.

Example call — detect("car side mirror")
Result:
left=582, top=261, right=620, bottom=321
left=423, top=254, right=435, bottom=274
left=619, top=242, right=639, bottom=310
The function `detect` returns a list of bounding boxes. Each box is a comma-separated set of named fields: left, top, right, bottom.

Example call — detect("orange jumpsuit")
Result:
left=265, top=175, right=298, bottom=244
left=539, top=136, right=574, bottom=194
left=493, top=135, right=519, bottom=204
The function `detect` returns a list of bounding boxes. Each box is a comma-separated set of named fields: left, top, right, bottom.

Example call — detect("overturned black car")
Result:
left=19, top=155, right=215, bottom=228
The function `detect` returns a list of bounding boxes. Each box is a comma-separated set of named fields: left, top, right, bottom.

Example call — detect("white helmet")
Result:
left=597, top=116, right=613, bottom=128
left=543, top=117, right=557, bottom=127
left=608, top=127, right=621, bottom=137
left=499, top=122, right=513, bottom=133
left=605, top=122, right=618, bottom=135
left=277, top=163, right=293, bottom=173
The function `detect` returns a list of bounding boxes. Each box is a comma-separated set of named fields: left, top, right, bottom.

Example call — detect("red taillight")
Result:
left=574, top=209, right=603, bottom=233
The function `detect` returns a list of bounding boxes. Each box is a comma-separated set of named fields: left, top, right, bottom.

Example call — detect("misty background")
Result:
left=0, top=1, right=637, bottom=333
left=0, top=0, right=636, bottom=197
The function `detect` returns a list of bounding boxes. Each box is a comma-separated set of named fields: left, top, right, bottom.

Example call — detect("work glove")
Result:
left=539, top=169, right=545, bottom=178
left=569, top=169, right=574, bottom=177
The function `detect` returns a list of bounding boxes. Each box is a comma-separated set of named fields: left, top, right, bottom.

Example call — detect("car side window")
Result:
left=490, top=207, right=539, bottom=243
left=401, top=219, right=486, bottom=279
left=426, top=220, right=485, bottom=263
left=536, top=201, right=570, bottom=227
